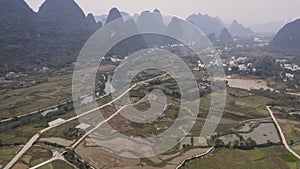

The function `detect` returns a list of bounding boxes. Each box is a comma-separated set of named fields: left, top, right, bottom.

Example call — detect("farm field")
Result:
left=38, top=160, right=74, bottom=169
left=0, top=146, right=19, bottom=167
left=0, top=68, right=299, bottom=169
left=76, top=138, right=210, bottom=169
left=16, top=146, right=52, bottom=168
left=0, top=72, right=73, bottom=119
left=183, top=146, right=300, bottom=169
left=277, top=118, right=300, bottom=145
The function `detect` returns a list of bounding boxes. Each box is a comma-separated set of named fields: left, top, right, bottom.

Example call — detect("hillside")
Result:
left=186, top=13, right=225, bottom=36
left=272, top=19, right=300, bottom=51
left=0, top=0, right=100, bottom=74
left=0, top=0, right=39, bottom=71
left=229, top=20, right=253, bottom=37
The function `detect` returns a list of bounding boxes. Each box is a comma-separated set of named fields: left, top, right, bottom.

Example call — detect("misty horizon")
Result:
left=24, top=0, right=300, bottom=26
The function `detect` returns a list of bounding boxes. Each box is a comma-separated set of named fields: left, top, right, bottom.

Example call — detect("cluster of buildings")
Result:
left=4, top=71, right=27, bottom=80
left=225, top=56, right=256, bottom=73
left=276, top=59, right=299, bottom=80
left=276, top=59, right=299, bottom=71
left=2, top=67, right=50, bottom=82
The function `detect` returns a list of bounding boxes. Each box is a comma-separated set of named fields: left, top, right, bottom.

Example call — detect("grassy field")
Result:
left=183, top=146, right=300, bottom=169
left=0, top=122, right=43, bottom=145
left=0, top=107, right=77, bottom=145
left=277, top=118, right=300, bottom=144
left=38, top=160, right=74, bottom=169
left=0, top=146, right=19, bottom=166
left=0, top=72, right=73, bottom=119
left=192, top=87, right=271, bottom=137
left=41, top=120, right=80, bottom=141
left=19, top=146, right=52, bottom=167
left=1, top=69, right=298, bottom=168
left=292, top=145, right=300, bottom=156
left=225, top=88, right=271, bottom=119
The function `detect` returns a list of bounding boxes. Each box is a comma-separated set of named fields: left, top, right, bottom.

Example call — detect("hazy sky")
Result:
left=25, top=0, right=300, bottom=26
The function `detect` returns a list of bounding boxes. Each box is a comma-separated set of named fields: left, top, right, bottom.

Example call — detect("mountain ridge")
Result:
left=186, top=13, right=225, bottom=36
left=229, top=20, right=253, bottom=37
left=272, top=19, right=300, bottom=51
left=0, top=0, right=101, bottom=73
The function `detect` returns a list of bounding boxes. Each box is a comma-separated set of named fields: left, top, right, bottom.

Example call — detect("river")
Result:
left=0, top=78, right=115, bottom=127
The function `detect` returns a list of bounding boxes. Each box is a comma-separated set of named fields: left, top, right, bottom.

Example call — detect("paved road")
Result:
left=71, top=105, right=127, bottom=148
left=29, top=151, right=64, bottom=169
left=5, top=74, right=167, bottom=169
left=4, top=134, right=40, bottom=169
left=267, top=106, right=300, bottom=160
left=287, top=92, right=300, bottom=96
left=176, top=146, right=215, bottom=169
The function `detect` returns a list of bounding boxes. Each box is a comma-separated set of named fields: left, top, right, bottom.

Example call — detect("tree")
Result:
left=233, top=140, right=240, bottom=148
left=215, top=139, right=225, bottom=148
left=246, top=138, right=257, bottom=148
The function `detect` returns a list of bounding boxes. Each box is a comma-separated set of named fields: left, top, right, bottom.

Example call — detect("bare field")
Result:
left=76, top=140, right=141, bottom=169
left=39, top=137, right=75, bottom=147
left=76, top=138, right=210, bottom=169
left=184, top=146, right=299, bottom=169
left=227, top=78, right=274, bottom=91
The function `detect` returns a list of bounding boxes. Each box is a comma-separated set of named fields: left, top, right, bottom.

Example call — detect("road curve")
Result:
left=176, top=146, right=215, bottom=169
left=267, top=106, right=300, bottom=160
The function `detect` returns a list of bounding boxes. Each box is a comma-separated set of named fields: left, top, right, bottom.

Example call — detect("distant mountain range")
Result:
left=186, top=13, right=225, bottom=36
left=229, top=20, right=253, bottom=37
left=0, top=0, right=100, bottom=72
left=272, top=19, right=300, bottom=51
left=186, top=14, right=253, bottom=38
left=0, top=0, right=296, bottom=73
left=94, top=10, right=129, bottom=24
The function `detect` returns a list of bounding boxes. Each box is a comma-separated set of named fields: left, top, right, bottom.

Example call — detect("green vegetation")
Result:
left=0, top=103, right=76, bottom=146
left=20, top=146, right=52, bottom=167
left=39, top=160, right=74, bottom=169
left=0, top=49, right=298, bottom=169
left=0, top=122, right=42, bottom=145
left=250, top=89, right=300, bottom=109
left=182, top=146, right=299, bottom=169
left=0, top=71, right=73, bottom=119
left=226, top=88, right=271, bottom=118
left=277, top=119, right=300, bottom=144
left=252, top=56, right=283, bottom=77
left=64, top=150, right=91, bottom=169
left=41, top=120, right=80, bottom=141
left=0, top=146, right=18, bottom=166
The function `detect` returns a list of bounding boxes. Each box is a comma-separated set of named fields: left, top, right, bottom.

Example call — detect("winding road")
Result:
left=267, top=106, right=300, bottom=160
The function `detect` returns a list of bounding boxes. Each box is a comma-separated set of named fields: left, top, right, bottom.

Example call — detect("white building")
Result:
left=285, top=73, right=295, bottom=79
left=238, top=64, right=247, bottom=71
left=75, top=123, right=91, bottom=131
left=110, top=57, right=122, bottom=63
left=284, top=64, right=299, bottom=71
left=275, top=59, right=287, bottom=64
left=48, top=118, right=65, bottom=127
